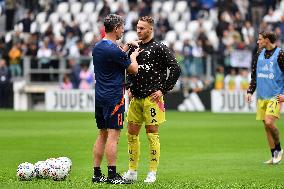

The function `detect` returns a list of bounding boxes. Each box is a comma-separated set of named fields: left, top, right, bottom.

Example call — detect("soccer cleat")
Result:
left=144, top=171, right=156, bottom=183
left=122, top=170, right=138, bottom=181
left=92, top=174, right=107, bottom=183
left=273, top=149, right=283, bottom=164
left=107, top=173, right=132, bottom=184
left=263, top=158, right=273, bottom=164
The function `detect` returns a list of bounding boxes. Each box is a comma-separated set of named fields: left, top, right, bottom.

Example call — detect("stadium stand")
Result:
left=0, top=0, right=283, bottom=109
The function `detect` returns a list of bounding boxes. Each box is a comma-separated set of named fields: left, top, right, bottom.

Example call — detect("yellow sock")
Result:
left=127, top=133, right=140, bottom=171
left=147, top=133, right=160, bottom=172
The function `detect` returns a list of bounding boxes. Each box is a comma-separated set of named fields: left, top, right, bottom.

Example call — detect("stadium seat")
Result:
left=40, top=22, right=50, bottom=33
left=14, top=23, right=23, bottom=32
left=179, top=31, right=193, bottom=41
left=162, top=1, right=174, bottom=14
left=84, top=31, right=94, bottom=44
left=62, top=13, right=72, bottom=24
left=57, top=2, right=69, bottom=15
left=202, top=20, right=213, bottom=33
left=187, top=20, right=199, bottom=34
left=124, top=31, right=138, bottom=42
left=88, top=12, right=99, bottom=24
left=36, top=12, right=46, bottom=24
left=174, top=21, right=187, bottom=34
left=280, top=0, right=284, bottom=11
left=165, top=30, right=177, bottom=43
left=152, top=1, right=162, bottom=14
left=95, top=1, right=104, bottom=12
left=83, top=1, right=95, bottom=14
left=175, top=1, right=187, bottom=13
left=110, top=1, right=119, bottom=13
left=174, top=40, right=183, bottom=52
left=52, top=22, right=62, bottom=37
left=30, top=21, right=37, bottom=33
left=207, top=31, right=218, bottom=49
left=5, top=32, right=12, bottom=43
left=48, top=12, right=59, bottom=25
left=70, top=2, right=82, bottom=15
left=75, top=12, right=88, bottom=24
left=80, top=22, right=91, bottom=33
left=181, top=11, right=190, bottom=22
left=168, top=12, right=180, bottom=26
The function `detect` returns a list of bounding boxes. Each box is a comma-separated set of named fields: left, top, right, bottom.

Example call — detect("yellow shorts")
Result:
left=256, top=99, right=281, bottom=120
left=126, top=96, right=166, bottom=125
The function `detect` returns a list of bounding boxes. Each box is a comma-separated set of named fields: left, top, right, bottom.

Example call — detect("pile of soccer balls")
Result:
left=16, top=157, right=72, bottom=181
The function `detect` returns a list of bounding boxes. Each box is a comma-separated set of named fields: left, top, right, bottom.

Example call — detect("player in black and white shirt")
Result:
left=123, top=16, right=181, bottom=183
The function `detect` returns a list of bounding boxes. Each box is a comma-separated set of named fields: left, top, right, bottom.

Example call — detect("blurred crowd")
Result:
left=0, top=0, right=284, bottom=94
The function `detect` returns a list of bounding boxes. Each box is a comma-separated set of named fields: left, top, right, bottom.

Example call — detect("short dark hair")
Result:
left=259, top=31, right=277, bottom=43
left=104, top=14, right=124, bottom=33
left=139, top=16, right=154, bottom=26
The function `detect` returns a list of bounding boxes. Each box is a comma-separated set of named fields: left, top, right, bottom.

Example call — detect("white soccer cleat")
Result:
left=263, top=158, right=273, bottom=164
left=273, top=149, right=283, bottom=164
left=122, top=170, right=137, bottom=181
left=144, top=171, right=156, bottom=183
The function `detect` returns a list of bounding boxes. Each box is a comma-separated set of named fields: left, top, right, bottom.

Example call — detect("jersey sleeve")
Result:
left=113, top=47, right=131, bottom=69
left=158, top=43, right=181, bottom=94
left=277, top=49, right=284, bottom=73
left=247, top=49, right=261, bottom=94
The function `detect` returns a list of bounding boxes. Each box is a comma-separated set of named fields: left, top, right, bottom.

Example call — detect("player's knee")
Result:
left=145, top=125, right=159, bottom=133
left=264, top=119, right=274, bottom=128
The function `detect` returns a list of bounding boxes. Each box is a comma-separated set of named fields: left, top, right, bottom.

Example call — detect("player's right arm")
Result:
left=246, top=49, right=261, bottom=103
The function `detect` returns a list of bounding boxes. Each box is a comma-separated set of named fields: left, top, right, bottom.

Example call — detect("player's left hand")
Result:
left=150, top=90, right=163, bottom=102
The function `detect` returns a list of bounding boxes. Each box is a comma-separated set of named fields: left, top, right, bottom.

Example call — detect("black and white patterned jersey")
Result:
left=126, top=38, right=181, bottom=98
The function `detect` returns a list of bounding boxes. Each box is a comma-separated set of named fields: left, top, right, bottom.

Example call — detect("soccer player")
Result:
left=246, top=31, right=284, bottom=164
left=122, top=16, right=181, bottom=183
left=92, top=14, right=142, bottom=184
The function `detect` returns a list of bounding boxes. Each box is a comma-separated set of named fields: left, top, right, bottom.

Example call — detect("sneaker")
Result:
left=107, top=173, right=132, bottom=184
left=263, top=158, right=273, bottom=164
left=273, top=149, right=283, bottom=164
left=92, top=174, right=107, bottom=183
left=144, top=171, right=156, bottom=183
left=122, top=170, right=137, bottom=181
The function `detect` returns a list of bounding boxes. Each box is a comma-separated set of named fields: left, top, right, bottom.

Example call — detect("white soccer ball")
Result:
left=48, top=160, right=69, bottom=181
left=57, top=157, right=72, bottom=172
left=16, top=162, right=36, bottom=180
left=34, top=161, right=50, bottom=178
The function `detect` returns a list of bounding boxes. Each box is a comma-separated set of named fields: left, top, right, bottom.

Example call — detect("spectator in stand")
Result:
left=276, top=16, right=284, bottom=44
left=263, top=7, right=280, bottom=24
left=242, top=21, right=254, bottom=46
left=68, top=59, right=81, bottom=89
left=0, top=59, right=11, bottom=108
left=191, top=39, right=204, bottom=75
left=214, top=65, right=225, bottom=90
left=0, top=36, right=8, bottom=62
left=249, top=0, right=265, bottom=30
left=187, top=0, right=200, bottom=20
left=79, top=63, right=93, bottom=90
left=125, top=4, right=138, bottom=32
left=98, top=0, right=111, bottom=22
left=8, top=42, right=22, bottom=77
left=19, top=10, right=33, bottom=33
left=5, top=0, right=17, bottom=31
left=37, top=37, right=52, bottom=67
left=224, top=67, right=237, bottom=90
left=188, top=75, right=204, bottom=94
left=235, top=68, right=250, bottom=90
left=60, top=74, right=73, bottom=90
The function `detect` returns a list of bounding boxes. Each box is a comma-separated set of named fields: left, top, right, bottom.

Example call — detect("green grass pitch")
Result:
left=0, top=110, right=284, bottom=189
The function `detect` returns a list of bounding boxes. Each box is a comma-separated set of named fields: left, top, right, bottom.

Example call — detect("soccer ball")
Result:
left=57, top=157, right=72, bottom=172
left=34, top=161, right=50, bottom=178
left=48, top=160, right=69, bottom=181
left=16, top=162, right=36, bottom=180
